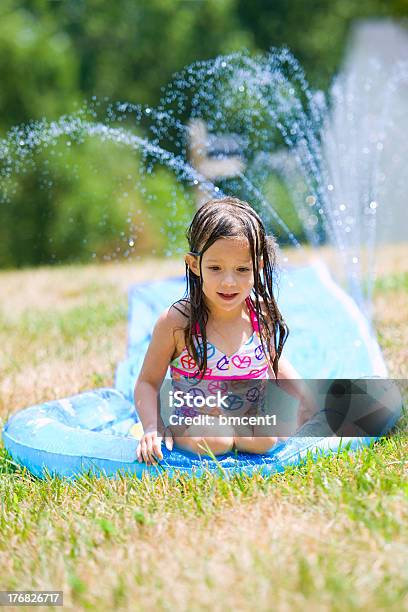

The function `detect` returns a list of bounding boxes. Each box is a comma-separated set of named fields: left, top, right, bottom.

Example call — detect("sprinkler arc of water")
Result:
left=1, top=48, right=407, bottom=320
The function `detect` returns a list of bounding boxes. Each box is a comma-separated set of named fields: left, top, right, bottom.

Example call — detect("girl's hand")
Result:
left=136, top=427, right=174, bottom=465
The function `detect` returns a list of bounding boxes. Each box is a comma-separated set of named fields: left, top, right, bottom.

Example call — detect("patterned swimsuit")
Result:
left=169, top=297, right=270, bottom=419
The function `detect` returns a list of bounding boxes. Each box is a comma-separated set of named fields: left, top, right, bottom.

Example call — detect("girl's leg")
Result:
left=232, top=419, right=283, bottom=454
left=233, top=432, right=278, bottom=454
left=232, top=395, right=287, bottom=454
left=171, top=418, right=235, bottom=456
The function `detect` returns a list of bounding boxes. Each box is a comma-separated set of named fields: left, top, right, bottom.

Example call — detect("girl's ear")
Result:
left=185, top=253, right=200, bottom=276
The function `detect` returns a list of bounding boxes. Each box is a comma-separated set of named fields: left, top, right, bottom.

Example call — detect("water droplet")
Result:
left=352, top=256, right=358, bottom=264
left=128, top=239, right=135, bottom=247
left=327, top=184, right=334, bottom=191
left=369, top=201, right=378, bottom=210
left=339, top=204, right=346, bottom=211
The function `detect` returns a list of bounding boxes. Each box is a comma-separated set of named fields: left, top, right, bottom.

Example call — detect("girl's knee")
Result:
left=175, top=435, right=234, bottom=456
left=208, top=435, right=234, bottom=455
left=234, top=435, right=278, bottom=454
left=256, top=436, right=278, bottom=453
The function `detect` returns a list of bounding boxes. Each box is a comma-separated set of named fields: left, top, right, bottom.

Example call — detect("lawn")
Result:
left=0, top=248, right=407, bottom=611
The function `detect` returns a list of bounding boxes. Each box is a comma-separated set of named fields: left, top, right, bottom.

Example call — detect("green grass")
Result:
left=1, top=301, right=126, bottom=344
left=0, top=262, right=407, bottom=611
left=374, top=271, right=408, bottom=294
left=0, top=291, right=127, bottom=379
left=0, top=437, right=406, bottom=610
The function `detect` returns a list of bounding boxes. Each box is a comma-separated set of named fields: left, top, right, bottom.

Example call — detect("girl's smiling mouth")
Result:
left=217, top=292, right=239, bottom=300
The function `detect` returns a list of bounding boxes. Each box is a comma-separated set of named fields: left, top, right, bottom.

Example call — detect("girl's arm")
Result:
left=134, top=307, right=179, bottom=462
left=269, top=356, right=317, bottom=429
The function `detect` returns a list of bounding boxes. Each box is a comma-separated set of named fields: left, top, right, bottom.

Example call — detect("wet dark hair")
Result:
left=174, top=196, right=289, bottom=380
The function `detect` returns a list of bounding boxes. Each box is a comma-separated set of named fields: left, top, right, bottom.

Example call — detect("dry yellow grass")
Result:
left=0, top=247, right=407, bottom=612
left=281, top=242, right=408, bottom=278
left=0, top=257, right=184, bottom=417
left=0, top=257, right=185, bottom=318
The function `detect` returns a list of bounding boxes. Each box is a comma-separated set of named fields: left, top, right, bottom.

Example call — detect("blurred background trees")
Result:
left=1, top=0, right=406, bottom=267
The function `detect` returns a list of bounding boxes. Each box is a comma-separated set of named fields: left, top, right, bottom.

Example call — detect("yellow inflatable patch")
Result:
left=128, top=422, right=144, bottom=439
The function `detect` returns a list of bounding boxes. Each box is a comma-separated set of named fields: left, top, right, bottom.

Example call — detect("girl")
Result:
left=135, top=196, right=311, bottom=465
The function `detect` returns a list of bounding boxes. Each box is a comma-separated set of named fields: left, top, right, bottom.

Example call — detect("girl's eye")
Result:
left=207, top=266, right=250, bottom=272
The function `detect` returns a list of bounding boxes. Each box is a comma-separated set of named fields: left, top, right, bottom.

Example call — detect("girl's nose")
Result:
left=221, top=273, right=236, bottom=287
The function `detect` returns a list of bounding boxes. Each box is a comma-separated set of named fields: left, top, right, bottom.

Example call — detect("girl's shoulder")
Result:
left=167, top=298, right=190, bottom=325
left=166, top=299, right=190, bottom=359
left=151, top=299, right=189, bottom=337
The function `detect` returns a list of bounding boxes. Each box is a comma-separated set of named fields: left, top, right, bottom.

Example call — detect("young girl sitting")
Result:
left=135, top=196, right=310, bottom=465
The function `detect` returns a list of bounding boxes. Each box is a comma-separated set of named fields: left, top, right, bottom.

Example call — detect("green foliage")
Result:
left=235, top=0, right=408, bottom=90
left=0, top=134, right=194, bottom=267
left=0, top=0, right=406, bottom=267
left=18, top=0, right=252, bottom=108
left=263, top=174, right=306, bottom=243
left=0, top=2, right=79, bottom=126
left=141, top=167, right=194, bottom=256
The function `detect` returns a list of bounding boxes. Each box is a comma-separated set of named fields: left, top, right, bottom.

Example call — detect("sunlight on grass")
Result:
left=0, top=254, right=407, bottom=610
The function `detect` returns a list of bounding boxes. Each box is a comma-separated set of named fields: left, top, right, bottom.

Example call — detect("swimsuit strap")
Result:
left=246, top=296, right=260, bottom=333
left=193, top=297, right=260, bottom=336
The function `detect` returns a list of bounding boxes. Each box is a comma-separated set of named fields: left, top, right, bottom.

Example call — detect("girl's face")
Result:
left=186, top=237, right=262, bottom=311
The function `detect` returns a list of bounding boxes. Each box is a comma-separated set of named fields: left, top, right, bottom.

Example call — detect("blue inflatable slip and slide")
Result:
left=2, top=261, right=400, bottom=480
